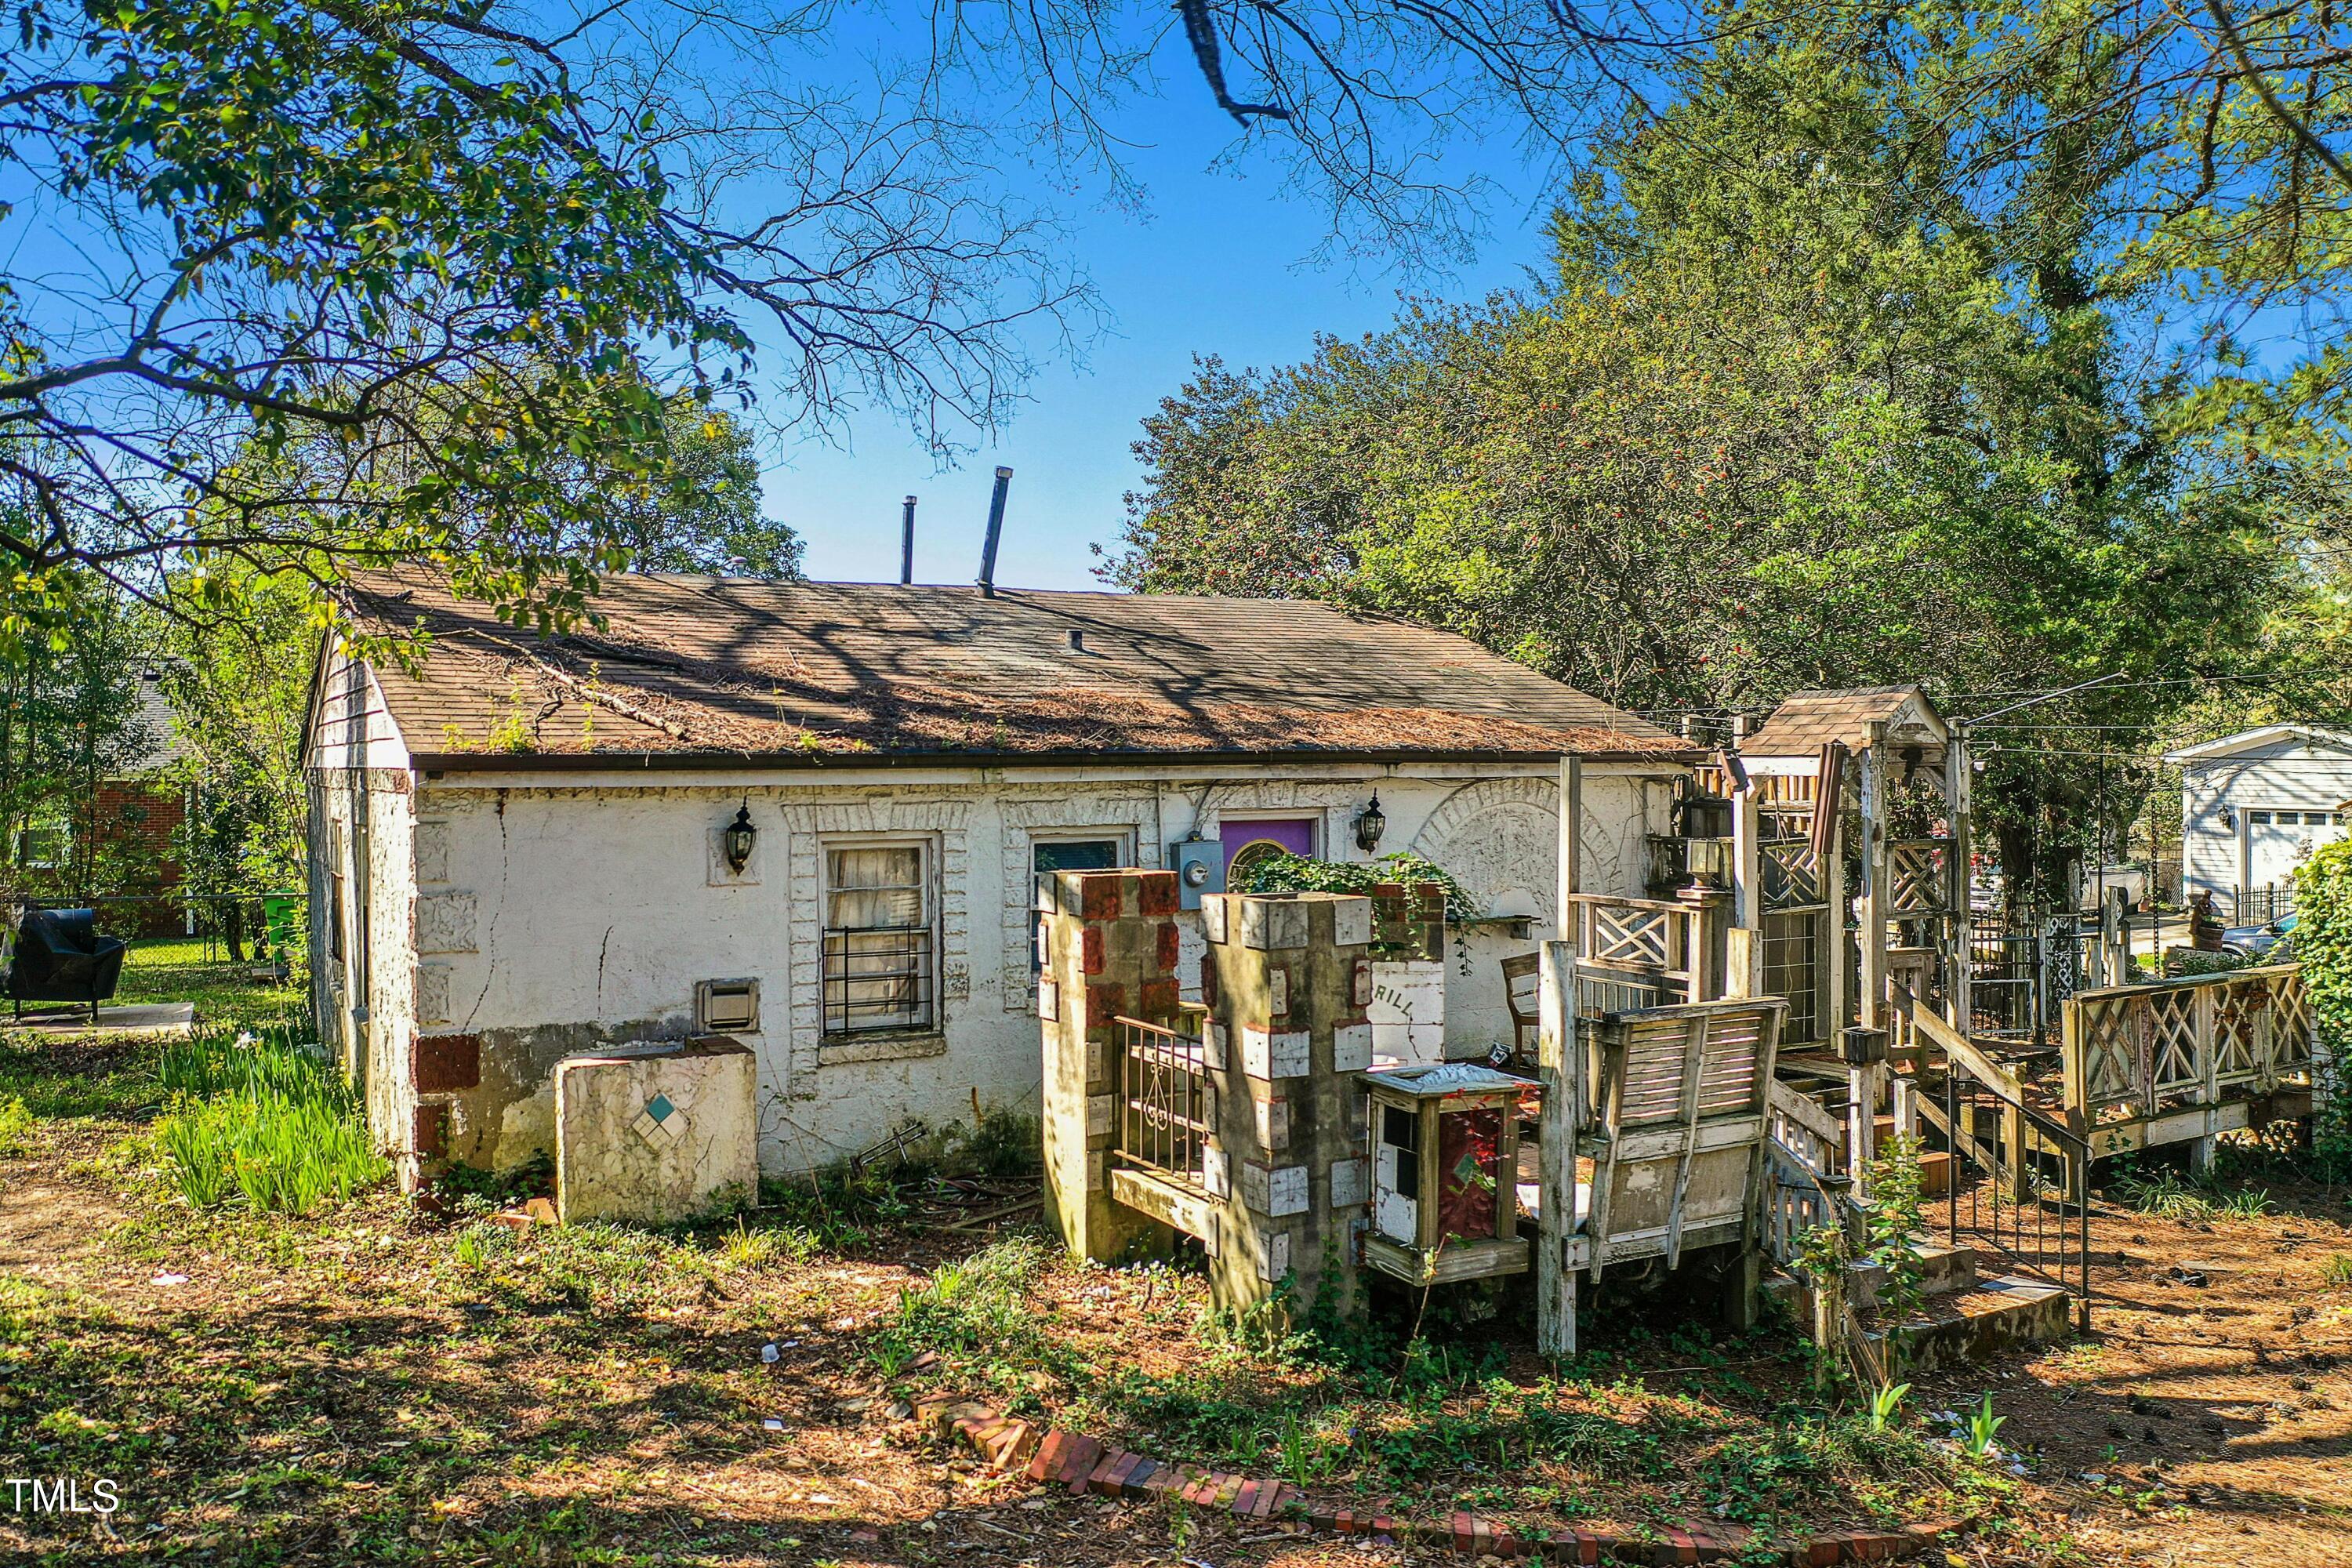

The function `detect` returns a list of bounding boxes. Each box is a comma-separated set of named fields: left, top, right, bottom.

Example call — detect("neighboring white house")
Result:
left=305, top=571, right=1693, bottom=1186
left=2164, top=724, right=2352, bottom=919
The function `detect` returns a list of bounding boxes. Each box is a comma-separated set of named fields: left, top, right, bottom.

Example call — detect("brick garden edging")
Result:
left=913, top=1394, right=1939, bottom=1566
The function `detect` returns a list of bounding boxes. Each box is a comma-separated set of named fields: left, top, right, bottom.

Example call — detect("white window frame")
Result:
left=819, top=835, right=940, bottom=1038
left=1027, top=829, right=1136, bottom=971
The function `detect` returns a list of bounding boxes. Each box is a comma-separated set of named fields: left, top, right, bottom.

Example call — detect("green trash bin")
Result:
left=260, top=892, right=304, bottom=958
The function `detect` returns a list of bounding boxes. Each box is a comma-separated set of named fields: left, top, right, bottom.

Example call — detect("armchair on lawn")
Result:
left=7, top=908, right=128, bottom=1022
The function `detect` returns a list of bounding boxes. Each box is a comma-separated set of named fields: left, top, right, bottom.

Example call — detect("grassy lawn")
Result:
left=115, top=938, right=310, bottom=1037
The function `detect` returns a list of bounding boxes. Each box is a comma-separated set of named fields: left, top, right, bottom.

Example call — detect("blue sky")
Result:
left=764, top=103, right=1555, bottom=592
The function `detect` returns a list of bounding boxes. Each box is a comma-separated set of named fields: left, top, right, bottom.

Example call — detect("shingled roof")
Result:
left=1742, top=686, right=1947, bottom=759
left=343, top=572, right=1687, bottom=768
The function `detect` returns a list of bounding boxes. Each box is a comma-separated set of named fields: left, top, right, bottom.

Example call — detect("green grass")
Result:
left=2114, top=1167, right=2274, bottom=1221
left=151, top=1029, right=385, bottom=1215
left=118, top=936, right=307, bottom=1036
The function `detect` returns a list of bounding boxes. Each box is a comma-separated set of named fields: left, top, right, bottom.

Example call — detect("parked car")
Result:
left=2223, top=912, right=2297, bottom=959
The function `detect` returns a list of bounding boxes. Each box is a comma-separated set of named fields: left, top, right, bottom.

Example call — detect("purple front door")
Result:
left=1223, top=817, right=1319, bottom=884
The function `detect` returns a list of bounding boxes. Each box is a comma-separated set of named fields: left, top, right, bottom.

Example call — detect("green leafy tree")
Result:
left=158, top=572, right=320, bottom=960
left=2293, top=839, right=2352, bottom=1179
left=1110, top=23, right=2294, bottom=895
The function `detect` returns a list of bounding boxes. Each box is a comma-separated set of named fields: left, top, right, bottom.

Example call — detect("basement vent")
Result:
left=695, top=978, right=760, bottom=1034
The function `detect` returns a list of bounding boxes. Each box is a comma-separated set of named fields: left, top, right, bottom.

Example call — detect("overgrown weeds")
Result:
left=151, top=1028, right=384, bottom=1214
left=0, top=1096, right=31, bottom=1157
left=2114, top=1167, right=2271, bottom=1221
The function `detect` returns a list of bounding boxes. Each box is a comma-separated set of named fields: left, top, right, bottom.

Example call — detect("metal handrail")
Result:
left=1937, top=1047, right=2093, bottom=1331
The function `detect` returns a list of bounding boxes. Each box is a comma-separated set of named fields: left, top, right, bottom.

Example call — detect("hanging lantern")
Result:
left=723, top=804, right=757, bottom=873
left=1354, top=793, right=1387, bottom=852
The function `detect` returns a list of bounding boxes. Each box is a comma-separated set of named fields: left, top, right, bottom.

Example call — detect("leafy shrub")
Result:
left=2295, top=840, right=2352, bottom=1181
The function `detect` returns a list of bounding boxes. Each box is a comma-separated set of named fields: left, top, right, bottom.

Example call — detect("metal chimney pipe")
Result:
left=977, top=466, right=1012, bottom=597
left=900, top=495, right=916, bottom=586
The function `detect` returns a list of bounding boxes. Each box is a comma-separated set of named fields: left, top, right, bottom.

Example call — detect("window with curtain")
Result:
left=822, top=842, right=935, bottom=1035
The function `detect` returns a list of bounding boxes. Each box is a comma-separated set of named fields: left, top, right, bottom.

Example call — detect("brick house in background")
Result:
left=97, top=669, right=192, bottom=935
left=15, top=668, right=193, bottom=935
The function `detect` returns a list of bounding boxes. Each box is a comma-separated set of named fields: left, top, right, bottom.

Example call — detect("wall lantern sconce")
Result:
left=723, top=803, right=758, bottom=873
left=1355, top=793, right=1387, bottom=853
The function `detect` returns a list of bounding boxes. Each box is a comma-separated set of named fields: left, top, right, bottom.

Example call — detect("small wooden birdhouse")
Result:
left=1359, top=1062, right=1539, bottom=1287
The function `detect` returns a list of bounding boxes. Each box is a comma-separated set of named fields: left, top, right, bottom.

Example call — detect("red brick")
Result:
left=1080, top=925, right=1107, bottom=975
left=1078, top=874, right=1124, bottom=921
left=1085, top=1450, right=1127, bottom=1496
left=1200, top=956, right=1218, bottom=1008
left=983, top=1419, right=1038, bottom=1468
left=1137, top=871, right=1179, bottom=916
left=1269, top=1483, right=1301, bottom=1515
left=1120, top=1457, right=1160, bottom=1498
left=1155, top=920, right=1181, bottom=971
left=412, top=1103, right=448, bottom=1161
left=1026, top=1429, right=1078, bottom=1483
left=1333, top=1509, right=1357, bottom=1536
left=1472, top=1515, right=1495, bottom=1552
left=411, top=1032, right=481, bottom=1093
left=1454, top=1512, right=1476, bottom=1553
left=1370, top=1515, right=1398, bottom=1541
left=1576, top=1530, right=1602, bottom=1565
left=1211, top=1473, right=1244, bottom=1509
left=1084, top=982, right=1127, bottom=1023
left=1232, top=1479, right=1261, bottom=1516
left=1057, top=1435, right=1104, bottom=1491
left=1138, top=978, right=1179, bottom=1017
left=1664, top=1527, right=1698, bottom=1566
left=1309, top=1508, right=1340, bottom=1532
left=1180, top=1472, right=1215, bottom=1505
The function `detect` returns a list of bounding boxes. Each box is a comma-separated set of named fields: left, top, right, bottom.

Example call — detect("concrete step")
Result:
left=1864, top=1272, right=2074, bottom=1375
left=1763, top=1242, right=1979, bottom=1319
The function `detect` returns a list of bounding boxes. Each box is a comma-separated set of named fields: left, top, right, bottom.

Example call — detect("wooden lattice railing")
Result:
left=1566, top=893, right=1703, bottom=1000
left=1886, top=837, right=1955, bottom=918
left=2061, top=964, right=2312, bottom=1124
left=1761, top=838, right=1823, bottom=909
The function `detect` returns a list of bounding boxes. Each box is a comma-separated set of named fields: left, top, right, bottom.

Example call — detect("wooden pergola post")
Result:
left=1944, top=720, right=1975, bottom=1034
left=1538, top=750, right=1584, bottom=1359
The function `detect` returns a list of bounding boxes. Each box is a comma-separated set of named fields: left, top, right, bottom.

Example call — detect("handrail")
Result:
left=2067, top=960, right=2299, bottom=1005
left=1936, top=1043, right=2092, bottom=1330
left=1563, top=891, right=1700, bottom=915
left=1892, top=978, right=2025, bottom=1101
left=1767, top=1079, right=1846, bottom=1149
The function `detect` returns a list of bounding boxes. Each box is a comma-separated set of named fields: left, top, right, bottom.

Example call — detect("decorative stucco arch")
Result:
left=1410, top=776, right=1562, bottom=924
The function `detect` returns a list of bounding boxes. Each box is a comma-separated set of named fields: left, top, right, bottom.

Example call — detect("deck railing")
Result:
left=2061, top=964, right=2312, bottom=1125
left=1565, top=892, right=1707, bottom=1005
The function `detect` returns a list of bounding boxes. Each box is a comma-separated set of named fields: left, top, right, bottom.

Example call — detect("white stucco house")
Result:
left=305, top=571, right=1692, bottom=1185
left=2164, top=724, right=2352, bottom=920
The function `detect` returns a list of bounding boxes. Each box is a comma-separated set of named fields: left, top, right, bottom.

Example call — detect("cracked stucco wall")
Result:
left=310, top=758, right=1675, bottom=1180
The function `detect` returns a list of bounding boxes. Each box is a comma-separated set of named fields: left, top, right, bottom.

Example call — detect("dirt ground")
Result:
left=1907, top=1178, right=2352, bottom=1566
left=3, top=1033, right=2350, bottom=1566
